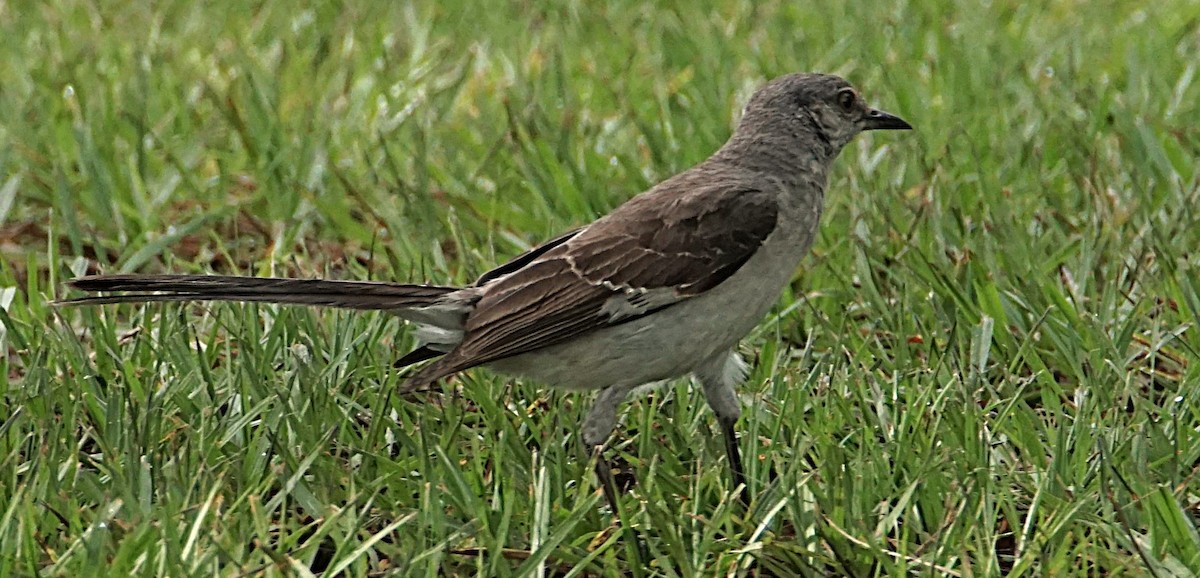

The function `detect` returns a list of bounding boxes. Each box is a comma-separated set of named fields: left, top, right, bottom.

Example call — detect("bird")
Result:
left=58, top=72, right=911, bottom=517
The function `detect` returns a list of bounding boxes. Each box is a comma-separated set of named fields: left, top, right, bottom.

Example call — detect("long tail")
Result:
left=57, top=274, right=461, bottom=311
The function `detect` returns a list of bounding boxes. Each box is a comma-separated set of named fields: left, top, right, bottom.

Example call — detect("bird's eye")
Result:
left=837, top=89, right=857, bottom=112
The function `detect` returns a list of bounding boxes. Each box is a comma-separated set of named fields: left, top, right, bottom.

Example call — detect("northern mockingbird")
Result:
left=60, top=72, right=911, bottom=514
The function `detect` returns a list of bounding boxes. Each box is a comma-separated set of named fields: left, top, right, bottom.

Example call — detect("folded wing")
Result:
left=403, top=178, right=779, bottom=388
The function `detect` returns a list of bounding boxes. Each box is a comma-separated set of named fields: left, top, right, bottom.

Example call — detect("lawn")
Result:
left=2, top=0, right=1199, bottom=576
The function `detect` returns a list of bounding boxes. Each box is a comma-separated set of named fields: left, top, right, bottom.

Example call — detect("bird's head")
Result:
left=734, top=73, right=912, bottom=158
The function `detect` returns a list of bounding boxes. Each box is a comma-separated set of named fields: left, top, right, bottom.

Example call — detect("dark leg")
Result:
left=592, top=445, right=623, bottom=519
left=718, top=416, right=749, bottom=508
left=696, top=351, right=753, bottom=507
left=583, top=386, right=649, bottom=565
left=589, top=444, right=650, bottom=566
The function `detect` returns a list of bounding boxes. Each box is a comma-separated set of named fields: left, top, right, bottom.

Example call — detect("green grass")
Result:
left=2, top=0, right=1199, bottom=575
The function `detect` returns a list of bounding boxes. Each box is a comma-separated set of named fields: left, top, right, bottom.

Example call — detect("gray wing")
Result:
left=404, top=181, right=779, bottom=386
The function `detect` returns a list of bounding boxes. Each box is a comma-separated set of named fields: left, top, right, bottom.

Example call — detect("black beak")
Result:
left=863, top=108, right=912, bottom=131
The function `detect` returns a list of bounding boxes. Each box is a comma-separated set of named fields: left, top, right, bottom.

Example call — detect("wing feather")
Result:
left=403, top=177, right=779, bottom=387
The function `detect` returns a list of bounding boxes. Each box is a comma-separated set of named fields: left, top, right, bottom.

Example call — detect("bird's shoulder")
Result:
left=475, top=163, right=781, bottom=292
left=557, top=164, right=782, bottom=294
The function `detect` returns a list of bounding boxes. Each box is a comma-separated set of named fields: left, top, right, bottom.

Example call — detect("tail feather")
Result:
left=57, top=274, right=460, bottom=311
left=393, top=345, right=444, bottom=369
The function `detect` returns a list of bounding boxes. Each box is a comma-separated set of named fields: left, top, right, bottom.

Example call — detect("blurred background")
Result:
left=1, top=1, right=1198, bottom=575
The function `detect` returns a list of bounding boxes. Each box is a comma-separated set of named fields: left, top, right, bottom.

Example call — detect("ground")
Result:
left=1, top=1, right=1198, bottom=576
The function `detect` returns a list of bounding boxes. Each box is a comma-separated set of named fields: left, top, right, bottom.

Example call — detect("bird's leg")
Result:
left=582, top=384, right=636, bottom=508
left=582, top=384, right=649, bottom=563
left=718, top=415, right=747, bottom=501
left=696, top=351, right=751, bottom=507
left=591, top=445, right=622, bottom=522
